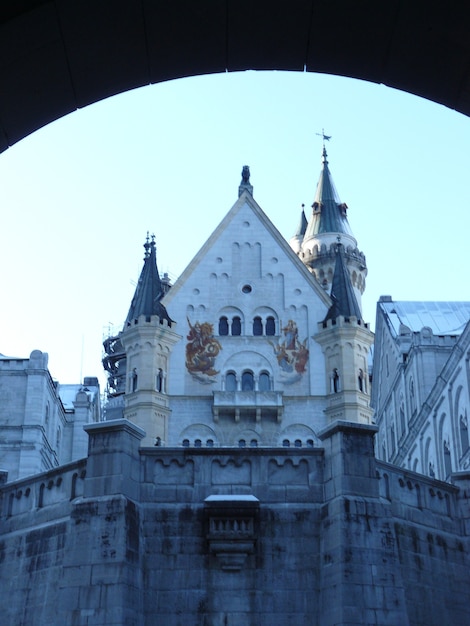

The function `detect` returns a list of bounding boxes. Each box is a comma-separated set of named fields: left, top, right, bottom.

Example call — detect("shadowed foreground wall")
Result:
left=0, top=419, right=469, bottom=626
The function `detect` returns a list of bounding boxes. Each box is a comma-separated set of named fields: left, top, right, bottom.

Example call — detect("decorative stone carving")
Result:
left=204, top=495, right=259, bottom=571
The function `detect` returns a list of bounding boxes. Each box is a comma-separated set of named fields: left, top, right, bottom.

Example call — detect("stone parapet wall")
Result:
left=0, top=420, right=469, bottom=625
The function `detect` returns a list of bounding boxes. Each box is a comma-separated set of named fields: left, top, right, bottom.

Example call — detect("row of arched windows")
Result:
left=218, top=315, right=276, bottom=337
left=181, top=438, right=315, bottom=448
left=224, top=370, right=271, bottom=392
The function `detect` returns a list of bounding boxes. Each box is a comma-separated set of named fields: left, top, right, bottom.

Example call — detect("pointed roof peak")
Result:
left=124, top=234, right=173, bottom=327
left=294, top=204, right=308, bottom=237
left=323, top=241, right=362, bottom=323
left=238, top=165, right=253, bottom=197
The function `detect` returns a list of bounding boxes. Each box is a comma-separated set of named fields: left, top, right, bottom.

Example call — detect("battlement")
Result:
left=319, top=315, right=370, bottom=330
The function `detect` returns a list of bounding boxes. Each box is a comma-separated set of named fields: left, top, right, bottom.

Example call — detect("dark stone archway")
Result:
left=1, top=1, right=470, bottom=152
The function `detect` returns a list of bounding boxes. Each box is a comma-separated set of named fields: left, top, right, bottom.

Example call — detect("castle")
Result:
left=1, top=148, right=469, bottom=625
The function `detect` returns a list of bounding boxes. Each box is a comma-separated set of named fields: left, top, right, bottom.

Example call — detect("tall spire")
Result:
left=124, top=234, right=173, bottom=327
left=303, top=146, right=353, bottom=239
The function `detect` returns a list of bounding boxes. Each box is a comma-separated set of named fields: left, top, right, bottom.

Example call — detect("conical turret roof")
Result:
left=304, top=147, right=354, bottom=240
left=294, top=205, right=308, bottom=238
left=124, top=234, right=173, bottom=327
left=324, top=242, right=362, bottom=323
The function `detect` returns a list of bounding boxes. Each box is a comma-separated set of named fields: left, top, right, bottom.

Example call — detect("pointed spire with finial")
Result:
left=124, top=233, right=173, bottom=327
left=303, top=134, right=353, bottom=239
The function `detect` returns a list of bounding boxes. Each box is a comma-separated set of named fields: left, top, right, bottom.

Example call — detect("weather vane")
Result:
left=316, top=128, right=332, bottom=147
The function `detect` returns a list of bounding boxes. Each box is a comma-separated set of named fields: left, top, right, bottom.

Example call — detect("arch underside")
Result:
left=1, top=0, right=470, bottom=152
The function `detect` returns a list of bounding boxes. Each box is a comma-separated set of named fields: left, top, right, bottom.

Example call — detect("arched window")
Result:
left=400, top=401, right=406, bottom=436
left=410, top=379, right=416, bottom=414
left=253, top=316, right=263, bottom=336
left=206, top=439, right=214, bottom=448
left=390, top=425, right=396, bottom=455
left=358, top=369, right=364, bottom=392
left=225, top=371, right=237, bottom=391
left=219, top=316, right=229, bottom=336
left=182, top=439, right=190, bottom=448
left=250, top=439, right=258, bottom=448
left=238, top=439, right=246, bottom=448
left=194, top=439, right=202, bottom=448
left=443, top=440, right=452, bottom=478
left=156, top=368, right=164, bottom=393
left=232, top=316, right=241, bottom=336
left=242, top=371, right=254, bottom=391
left=460, top=413, right=469, bottom=453
left=294, top=439, right=302, bottom=448
left=333, top=369, right=340, bottom=393
left=266, top=316, right=275, bottom=336
left=258, top=372, right=270, bottom=391
left=306, top=439, right=314, bottom=448
left=282, top=439, right=290, bottom=447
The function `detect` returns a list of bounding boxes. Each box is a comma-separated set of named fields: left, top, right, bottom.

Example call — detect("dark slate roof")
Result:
left=304, top=147, right=354, bottom=239
left=124, top=236, right=173, bottom=327
left=324, top=244, right=362, bottom=323
left=294, top=205, right=308, bottom=237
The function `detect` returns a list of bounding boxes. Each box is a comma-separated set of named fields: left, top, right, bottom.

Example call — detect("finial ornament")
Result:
left=241, top=165, right=251, bottom=184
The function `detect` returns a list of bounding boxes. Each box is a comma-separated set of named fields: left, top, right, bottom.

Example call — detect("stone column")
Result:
left=57, top=420, right=145, bottom=625
left=318, top=420, right=410, bottom=626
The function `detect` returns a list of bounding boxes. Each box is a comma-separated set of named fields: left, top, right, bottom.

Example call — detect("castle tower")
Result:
left=119, top=235, right=181, bottom=445
left=314, top=242, right=374, bottom=424
left=293, top=145, right=367, bottom=309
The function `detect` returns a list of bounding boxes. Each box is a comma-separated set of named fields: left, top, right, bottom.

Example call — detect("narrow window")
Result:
left=460, top=413, right=469, bottom=453
left=225, top=372, right=237, bottom=391
left=259, top=372, right=270, bottom=391
left=253, top=316, right=263, bottom=336
left=132, top=369, right=138, bottom=392
left=266, top=316, right=275, bottom=336
left=219, top=316, right=229, bottom=336
left=156, top=368, right=164, bottom=392
left=443, top=441, right=452, bottom=479
left=242, top=371, right=254, bottom=391
left=333, top=369, right=340, bottom=393
left=232, top=316, right=241, bottom=336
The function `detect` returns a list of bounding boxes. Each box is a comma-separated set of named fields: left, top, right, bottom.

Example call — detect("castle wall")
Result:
left=0, top=421, right=469, bottom=626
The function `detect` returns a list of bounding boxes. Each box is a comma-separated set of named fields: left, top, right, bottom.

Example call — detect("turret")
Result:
left=292, top=144, right=367, bottom=311
left=314, top=242, right=374, bottom=425
left=104, top=234, right=181, bottom=444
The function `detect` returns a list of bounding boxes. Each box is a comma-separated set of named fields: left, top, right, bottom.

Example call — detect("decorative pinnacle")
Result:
left=144, top=232, right=156, bottom=259
left=316, top=128, right=331, bottom=162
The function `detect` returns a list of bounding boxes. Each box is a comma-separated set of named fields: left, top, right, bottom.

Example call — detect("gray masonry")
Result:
left=1, top=419, right=469, bottom=626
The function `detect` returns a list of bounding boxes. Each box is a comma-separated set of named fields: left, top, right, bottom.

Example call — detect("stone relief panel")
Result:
left=211, top=458, right=252, bottom=485
left=268, top=458, right=309, bottom=485
left=153, top=458, right=194, bottom=485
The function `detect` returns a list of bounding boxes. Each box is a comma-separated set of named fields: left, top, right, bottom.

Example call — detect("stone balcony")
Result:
left=212, top=390, right=284, bottom=422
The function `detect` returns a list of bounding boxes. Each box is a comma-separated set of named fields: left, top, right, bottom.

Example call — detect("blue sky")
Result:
left=1, top=71, right=469, bottom=388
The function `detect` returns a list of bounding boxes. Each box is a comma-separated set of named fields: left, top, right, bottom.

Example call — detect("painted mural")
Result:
left=185, top=318, right=222, bottom=383
left=271, top=320, right=309, bottom=384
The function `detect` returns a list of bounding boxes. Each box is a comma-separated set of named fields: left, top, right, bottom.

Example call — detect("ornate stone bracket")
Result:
left=204, top=495, right=259, bottom=571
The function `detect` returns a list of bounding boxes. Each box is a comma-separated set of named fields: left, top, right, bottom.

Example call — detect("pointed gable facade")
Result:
left=162, top=187, right=334, bottom=447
